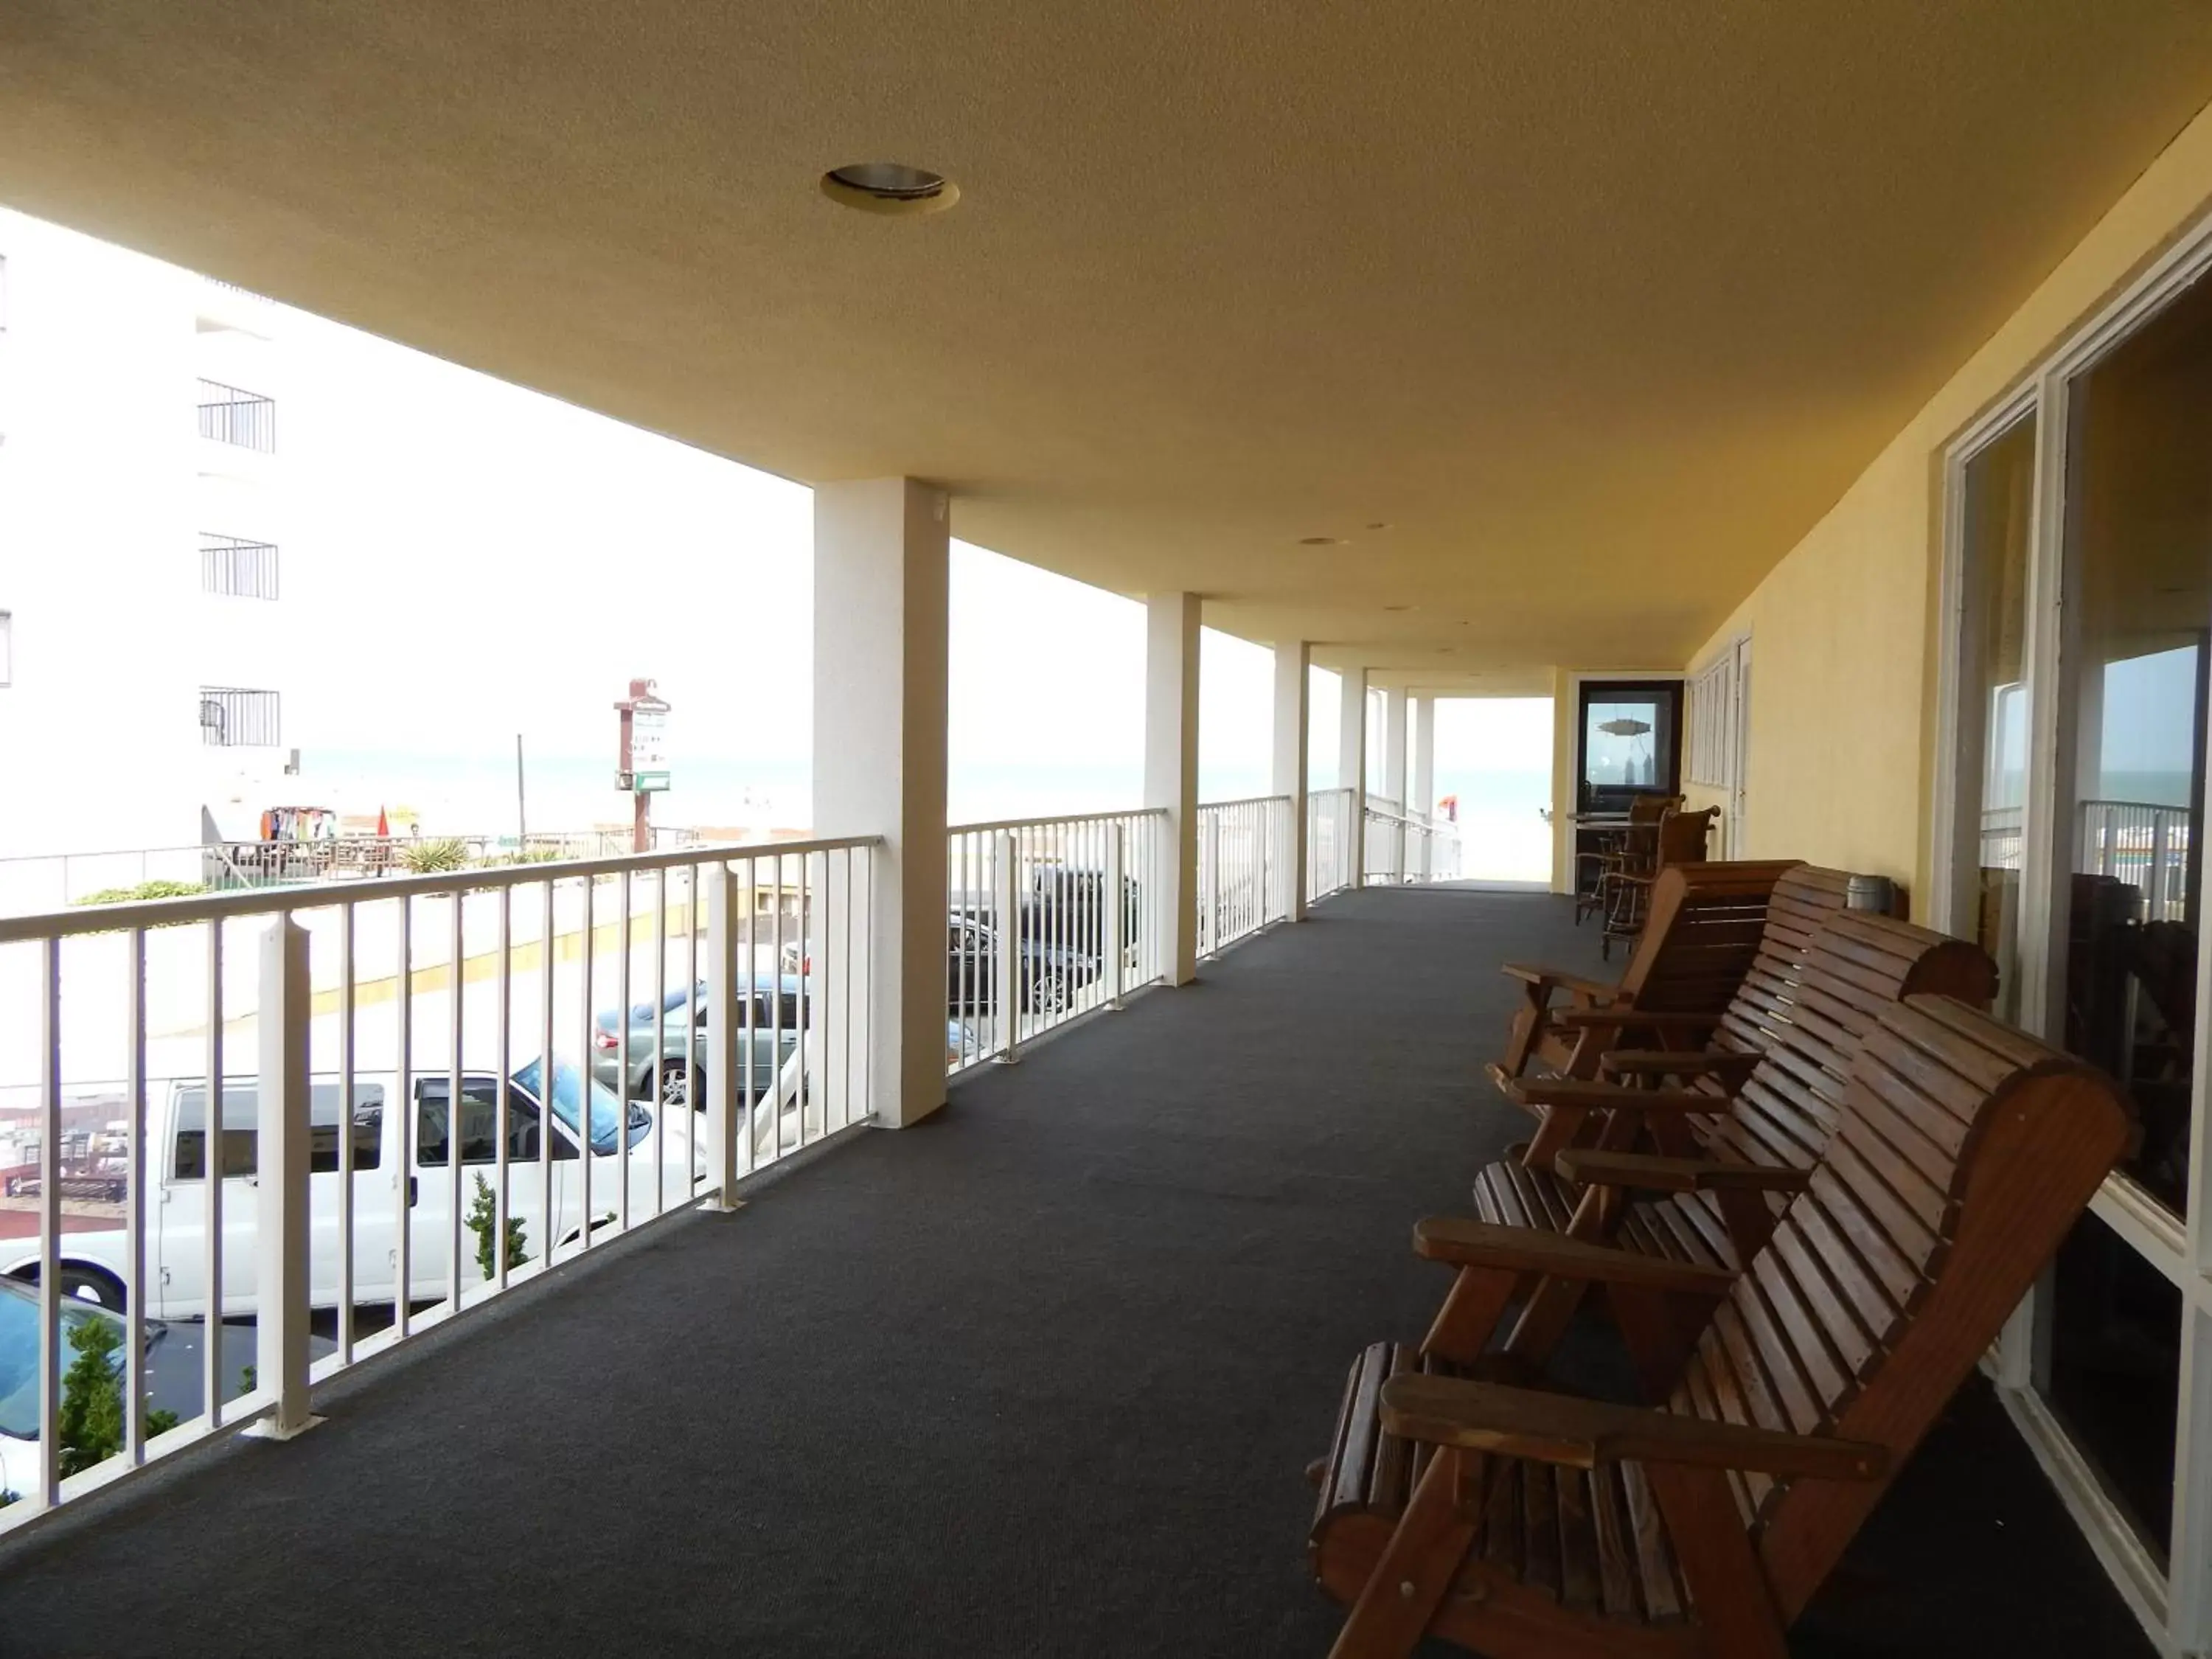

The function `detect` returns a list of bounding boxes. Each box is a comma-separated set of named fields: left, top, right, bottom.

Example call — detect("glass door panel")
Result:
left=2055, top=276, right=2212, bottom=1218
left=1955, top=415, right=2037, bottom=1024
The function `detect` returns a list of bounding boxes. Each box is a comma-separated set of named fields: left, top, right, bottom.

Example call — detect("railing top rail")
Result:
left=1197, top=793, right=1294, bottom=812
left=2080, top=799, right=2193, bottom=815
left=948, top=807, right=1169, bottom=837
left=195, top=377, right=270, bottom=403
left=0, top=835, right=882, bottom=942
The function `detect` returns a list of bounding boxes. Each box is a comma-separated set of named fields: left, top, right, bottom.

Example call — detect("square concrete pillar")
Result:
left=813, top=479, right=949, bottom=1128
left=1271, top=639, right=1310, bottom=922
left=1147, top=592, right=1200, bottom=985
left=1412, top=696, right=1436, bottom=878
left=1338, top=666, right=1367, bottom=887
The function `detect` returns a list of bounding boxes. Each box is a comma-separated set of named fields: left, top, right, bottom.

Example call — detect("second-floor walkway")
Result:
left=0, top=887, right=2152, bottom=1656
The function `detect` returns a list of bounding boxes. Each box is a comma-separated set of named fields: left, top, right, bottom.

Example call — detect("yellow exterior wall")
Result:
left=1683, top=100, right=2212, bottom=920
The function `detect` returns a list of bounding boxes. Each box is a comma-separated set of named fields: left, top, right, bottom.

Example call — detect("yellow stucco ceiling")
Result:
left=4, top=3, right=2212, bottom=689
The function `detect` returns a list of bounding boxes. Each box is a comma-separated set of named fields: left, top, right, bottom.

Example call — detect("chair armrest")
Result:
left=1508, top=1080, right=1721, bottom=1113
left=1500, top=963, right=1619, bottom=1001
left=1552, top=1150, right=1812, bottom=1195
left=1554, top=1009, right=1726, bottom=1030
left=1377, top=1375, right=1888, bottom=1481
left=1412, top=1217, right=1738, bottom=1295
left=1600, top=1049, right=1761, bottom=1082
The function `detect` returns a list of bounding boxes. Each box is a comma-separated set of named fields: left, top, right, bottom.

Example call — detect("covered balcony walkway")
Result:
left=0, top=888, right=2148, bottom=1657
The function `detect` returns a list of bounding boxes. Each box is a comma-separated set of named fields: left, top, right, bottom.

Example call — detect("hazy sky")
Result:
left=14, top=198, right=1546, bottom=832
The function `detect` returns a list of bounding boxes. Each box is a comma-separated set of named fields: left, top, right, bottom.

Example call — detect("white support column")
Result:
left=1147, top=591, right=1201, bottom=985
left=813, top=478, right=950, bottom=1129
left=1272, top=639, right=1310, bottom=922
left=1412, top=695, right=1436, bottom=880
left=1382, top=686, right=1409, bottom=882
left=1338, top=666, right=1367, bottom=887
left=249, top=915, right=319, bottom=1441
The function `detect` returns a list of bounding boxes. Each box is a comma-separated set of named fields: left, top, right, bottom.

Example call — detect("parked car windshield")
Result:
left=0, top=1279, right=113, bottom=1441
left=512, top=1057, right=643, bottom=1155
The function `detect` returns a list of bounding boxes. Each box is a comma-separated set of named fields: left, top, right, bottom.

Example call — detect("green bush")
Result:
left=465, top=1172, right=530, bottom=1280
left=74, top=879, right=207, bottom=907
left=56, top=1316, right=179, bottom=1477
left=476, top=845, right=566, bottom=869
left=401, top=837, right=471, bottom=874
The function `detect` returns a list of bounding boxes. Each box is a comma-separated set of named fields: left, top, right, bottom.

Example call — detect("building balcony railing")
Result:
left=1980, top=798, right=2194, bottom=922
left=195, top=378, right=276, bottom=453
left=0, top=834, right=877, bottom=1520
left=197, top=686, right=280, bottom=748
left=200, top=534, right=279, bottom=601
left=0, top=783, right=1464, bottom=1527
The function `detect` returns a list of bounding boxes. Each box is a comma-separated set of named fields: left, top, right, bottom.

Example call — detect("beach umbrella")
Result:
left=376, top=805, right=391, bottom=838
left=1598, top=717, right=1652, bottom=737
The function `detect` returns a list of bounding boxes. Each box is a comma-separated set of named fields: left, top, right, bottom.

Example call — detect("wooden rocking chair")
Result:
left=1492, top=863, right=1854, bottom=1170
left=1458, top=910, right=1994, bottom=1389
left=1309, top=995, right=2131, bottom=1659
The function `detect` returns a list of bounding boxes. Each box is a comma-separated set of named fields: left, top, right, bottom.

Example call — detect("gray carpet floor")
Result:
left=0, top=887, right=2154, bottom=1656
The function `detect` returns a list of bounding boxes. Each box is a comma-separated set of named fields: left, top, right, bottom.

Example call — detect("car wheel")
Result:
left=659, top=1064, right=700, bottom=1110
left=10, top=1262, right=127, bottom=1312
left=1028, top=971, right=1068, bottom=1016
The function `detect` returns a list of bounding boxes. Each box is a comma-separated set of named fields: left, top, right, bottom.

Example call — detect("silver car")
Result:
left=590, top=978, right=807, bottom=1109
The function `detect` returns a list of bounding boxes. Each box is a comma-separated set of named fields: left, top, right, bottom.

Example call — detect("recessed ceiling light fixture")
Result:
left=820, top=162, right=960, bottom=216
left=1298, top=535, right=1345, bottom=547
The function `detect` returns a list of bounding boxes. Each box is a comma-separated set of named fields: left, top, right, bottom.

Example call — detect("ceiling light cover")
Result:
left=821, top=163, right=960, bottom=217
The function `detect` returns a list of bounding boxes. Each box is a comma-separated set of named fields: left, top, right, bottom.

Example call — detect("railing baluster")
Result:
left=35, top=936, right=61, bottom=1507
left=125, top=925, right=148, bottom=1464
left=204, top=919, right=226, bottom=1426
left=495, top=885, right=513, bottom=1291
left=616, top=869, right=632, bottom=1235
left=337, top=903, right=356, bottom=1363
left=448, top=894, right=465, bottom=1312
left=395, top=897, right=412, bottom=1338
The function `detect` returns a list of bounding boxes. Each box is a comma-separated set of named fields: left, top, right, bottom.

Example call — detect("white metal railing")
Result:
left=1307, top=787, right=1357, bottom=902
left=945, top=810, right=1165, bottom=1071
left=1363, top=799, right=1461, bottom=886
left=0, top=835, right=876, bottom=1525
left=1196, top=796, right=1296, bottom=956
left=0, top=829, right=707, bottom=916
left=2078, top=799, right=2193, bottom=922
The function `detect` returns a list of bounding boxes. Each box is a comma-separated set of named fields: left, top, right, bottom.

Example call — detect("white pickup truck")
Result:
left=2, top=1057, right=706, bottom=1320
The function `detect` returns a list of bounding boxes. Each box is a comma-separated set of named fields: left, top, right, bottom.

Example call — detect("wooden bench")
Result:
left=1461, top=911, right=1994, bottom=1388
left=1310, top=994, right=2132, bottom=1659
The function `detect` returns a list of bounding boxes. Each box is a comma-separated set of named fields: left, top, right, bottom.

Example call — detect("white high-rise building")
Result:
left=0, top=206, right=294, bottom=877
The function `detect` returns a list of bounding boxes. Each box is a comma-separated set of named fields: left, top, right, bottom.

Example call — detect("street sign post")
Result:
left=614, top=678, right=672, bottom=852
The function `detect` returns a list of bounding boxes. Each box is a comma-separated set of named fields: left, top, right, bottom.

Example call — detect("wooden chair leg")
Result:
left=1646, top=1462, right=1791, bottom=1659
left=1422, top=1265, right=1520, bottom=1366
left=1326, top=1448, right=1480, bottom=1659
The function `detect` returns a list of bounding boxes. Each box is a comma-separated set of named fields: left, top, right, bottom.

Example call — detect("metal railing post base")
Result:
left=242, top=1413, right=325, bottom=1444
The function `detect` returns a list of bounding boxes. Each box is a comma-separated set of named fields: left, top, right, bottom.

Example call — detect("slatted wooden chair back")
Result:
left=1653, top=807, right=1719, bottom=869
left=1608, top=863, right=1805, bottom=1018
left=1699, top=865, right=1851, bottom=1060
left=1667, top=994, right=2131, bottom=1621
left=1689, top=911, right=1998, bottom=1175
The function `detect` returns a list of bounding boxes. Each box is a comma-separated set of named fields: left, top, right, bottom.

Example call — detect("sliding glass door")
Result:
left=1943, top=245, right=2212, bottom=1647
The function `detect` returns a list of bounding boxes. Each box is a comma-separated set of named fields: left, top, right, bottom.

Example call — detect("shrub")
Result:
left=401, top=837, right=470, bottom=874
left=57, top=1316, right=179, bottom=1476
left=465, top=1172, right=530, bottom=1280
left=73, top=880, right=207, bottom=907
